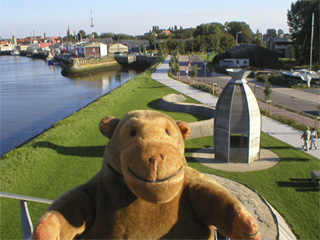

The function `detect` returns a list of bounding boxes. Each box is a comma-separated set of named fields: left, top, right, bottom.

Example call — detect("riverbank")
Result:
left=0, top=55, right=141, bottom=156
left=0, top=68, right=318, bottom=239
left=60, top=58, right=121, bottom=77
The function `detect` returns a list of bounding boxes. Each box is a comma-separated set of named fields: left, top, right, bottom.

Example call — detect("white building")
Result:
left=219, top=59, right=249, bottom=68
left=109, top=43, right=129, bottom=54
left=84, top=42, right=108, bottom=58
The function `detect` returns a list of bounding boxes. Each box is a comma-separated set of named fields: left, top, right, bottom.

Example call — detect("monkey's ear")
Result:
left=176, top=121, right=191, bottom=140
left=100, top=116, right=120, bottom=139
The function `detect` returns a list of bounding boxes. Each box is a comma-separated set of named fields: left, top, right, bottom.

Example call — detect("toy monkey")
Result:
left=34, top=110, right=261, bottom=239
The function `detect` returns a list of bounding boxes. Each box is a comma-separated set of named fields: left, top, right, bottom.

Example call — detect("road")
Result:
left=179, top=55, right=320, bottom=116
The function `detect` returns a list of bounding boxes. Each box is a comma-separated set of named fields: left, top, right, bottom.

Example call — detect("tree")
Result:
left=165, top=39, right=179, bottom=52
left=287, top=0, right=319, bottom=65
left=173, top=62, right=180, bottom=78
left=263, top=81, right=272, bottom=101
left=148, top=32, right=157, bottom=50
left=277, top=29, right=284, bottom=38
left=100, top=32, right=115, bottom=38
left=265, top=29, right=277, bottom=39
left=225, top=21, right=255, bottom=44
left=77, top=30, right=86, bottom=40
left=192, top=64, right=198, bottom=82
left=193, top=22, right=227, bottom=52
left=219, top=32, right=236, bottom=52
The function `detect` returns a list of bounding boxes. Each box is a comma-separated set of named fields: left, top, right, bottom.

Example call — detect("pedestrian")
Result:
left=301, top=127, right=311, bottom=151
left=310, top=128, right=318, bottom=150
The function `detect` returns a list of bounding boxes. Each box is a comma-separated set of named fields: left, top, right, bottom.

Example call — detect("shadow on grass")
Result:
left=277, top=178, right=319, bottom=192
left=186, top=156, right=197, bottom=163
left=275, top=157, right=310, bottom=162
left=32, top=141, right=105, bottom=158
left=147, top=99, right=162, bottom=110
left=138, top=85, right=167, bottom=89
left=264, top=146, right=293, bottom=150
left=185, top=147, right=202, bottom=153
left=147, top=99, right=209, bottom=121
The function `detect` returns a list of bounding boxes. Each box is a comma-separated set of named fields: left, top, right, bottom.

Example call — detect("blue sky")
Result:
left=0, top=0, right=295, bottom=39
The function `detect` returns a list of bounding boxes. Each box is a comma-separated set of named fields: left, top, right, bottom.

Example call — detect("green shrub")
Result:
left=192, top=83, right=213, bottom=94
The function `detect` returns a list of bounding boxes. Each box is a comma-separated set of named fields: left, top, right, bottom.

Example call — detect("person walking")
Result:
left=301, top=127, right=311, bottom=151
left=310, top=128, right=318, bottom=150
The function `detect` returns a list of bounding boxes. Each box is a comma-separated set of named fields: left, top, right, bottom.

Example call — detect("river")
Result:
left=0, top=56, right=140, bottom=156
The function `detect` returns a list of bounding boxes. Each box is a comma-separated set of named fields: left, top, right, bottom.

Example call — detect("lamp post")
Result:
left=253, top=71, right=258, bottom=94
left=204, top=62, right=207, bottom=83
left=236, top=32, right=241, bottom=46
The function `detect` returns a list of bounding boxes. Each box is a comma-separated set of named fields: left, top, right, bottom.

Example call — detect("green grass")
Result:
left=1, top=70, right=319, bottom=239
left=185, top=134, right=320, bottom=240
left=0, top=70, right=205, bottom=239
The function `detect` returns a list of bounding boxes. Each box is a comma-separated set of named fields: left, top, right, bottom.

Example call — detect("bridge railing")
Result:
left=0, top=192, right=53, bottom=240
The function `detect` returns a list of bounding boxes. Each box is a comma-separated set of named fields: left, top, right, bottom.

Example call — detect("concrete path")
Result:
left=179, top=55, right=320, bottom=116
left=152, top=56, right=320, bottom=160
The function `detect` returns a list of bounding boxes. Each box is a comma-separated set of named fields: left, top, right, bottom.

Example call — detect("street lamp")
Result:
left=253, top=71, right=258, bottom=94
left=236, top=32, right=242, bottom=46
left=204, top=62, right=207, bottom=83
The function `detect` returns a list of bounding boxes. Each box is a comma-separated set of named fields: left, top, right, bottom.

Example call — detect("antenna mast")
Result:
left=90, top=8, right=95, bottom=40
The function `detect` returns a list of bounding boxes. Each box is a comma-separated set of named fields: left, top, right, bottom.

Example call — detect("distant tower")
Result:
left=67, top=25, right=72, bottom=37
left=90, top=8, right=95, bottom=39
left=12, top=36, right=17, bottom=46
left=214, top=69, right=261, bottom=163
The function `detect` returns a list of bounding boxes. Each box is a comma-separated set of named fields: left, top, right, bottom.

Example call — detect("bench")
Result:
left=310, top=170, right=320, bottom=189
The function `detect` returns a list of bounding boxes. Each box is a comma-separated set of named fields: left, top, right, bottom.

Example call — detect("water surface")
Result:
left=0, top=56, right=139, bottom=155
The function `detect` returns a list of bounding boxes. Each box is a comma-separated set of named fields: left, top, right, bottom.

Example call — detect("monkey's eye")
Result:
left=130, top=128, right=137, bottom=137
left=165, top=129, right=171, bottom=136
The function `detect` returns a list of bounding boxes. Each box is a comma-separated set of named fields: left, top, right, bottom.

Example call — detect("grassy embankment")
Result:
left=0, top=70, right=319, bottom=239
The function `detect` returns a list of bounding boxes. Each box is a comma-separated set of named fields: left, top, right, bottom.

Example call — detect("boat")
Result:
left=46, top=53, right=55, bottom=65
left=11, top=50, right=20, bottom=56
left=281, top=13, right=320, bottom=85
left=47, top=59, right=54, bottom=65
left=297, top=69, right=319, bottom=80
left=281, top=69, right=319, bottom=80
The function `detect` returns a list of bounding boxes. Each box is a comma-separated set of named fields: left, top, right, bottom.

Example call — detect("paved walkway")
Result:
left=152, top=56, right=320, bottom=160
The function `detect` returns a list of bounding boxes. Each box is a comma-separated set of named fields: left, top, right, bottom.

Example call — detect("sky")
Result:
left=0, top=0, right=296, bottom=39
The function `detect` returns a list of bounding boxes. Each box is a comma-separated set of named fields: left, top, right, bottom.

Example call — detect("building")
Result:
left=162, top=30, right=171, bottom=36
left=219, top=59, right=249, bottom=68
left=84, top=41, right=108, bottom=58
left=67, top=25, right=72, bottom=37
left=0, top=41, right=13, bottom=54
left=266, top=37, right=293, bottom=58
left=223, top=44, right=279, bottom=68
left=109, top=43, right=129, bottom=54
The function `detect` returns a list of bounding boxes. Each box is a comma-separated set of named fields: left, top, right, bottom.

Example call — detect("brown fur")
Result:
left=33, top=110, right=261, bottom=239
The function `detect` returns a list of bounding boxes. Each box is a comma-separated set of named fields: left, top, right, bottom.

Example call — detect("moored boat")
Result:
left=281, top=69, right=319, bottom=80
left=11, top=50, right=20, bottom=56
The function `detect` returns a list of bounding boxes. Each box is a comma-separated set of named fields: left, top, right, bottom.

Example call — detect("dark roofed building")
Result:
left=224, top=44, right=279, bottom=68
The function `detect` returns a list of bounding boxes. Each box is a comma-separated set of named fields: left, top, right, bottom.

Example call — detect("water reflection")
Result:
left=0, top=56, right=139, bottom=156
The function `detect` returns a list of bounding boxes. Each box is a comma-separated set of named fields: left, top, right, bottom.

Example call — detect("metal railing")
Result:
left=0, top=192, right=229, bottom=240
left=0, top=192, right=53, bottom=240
